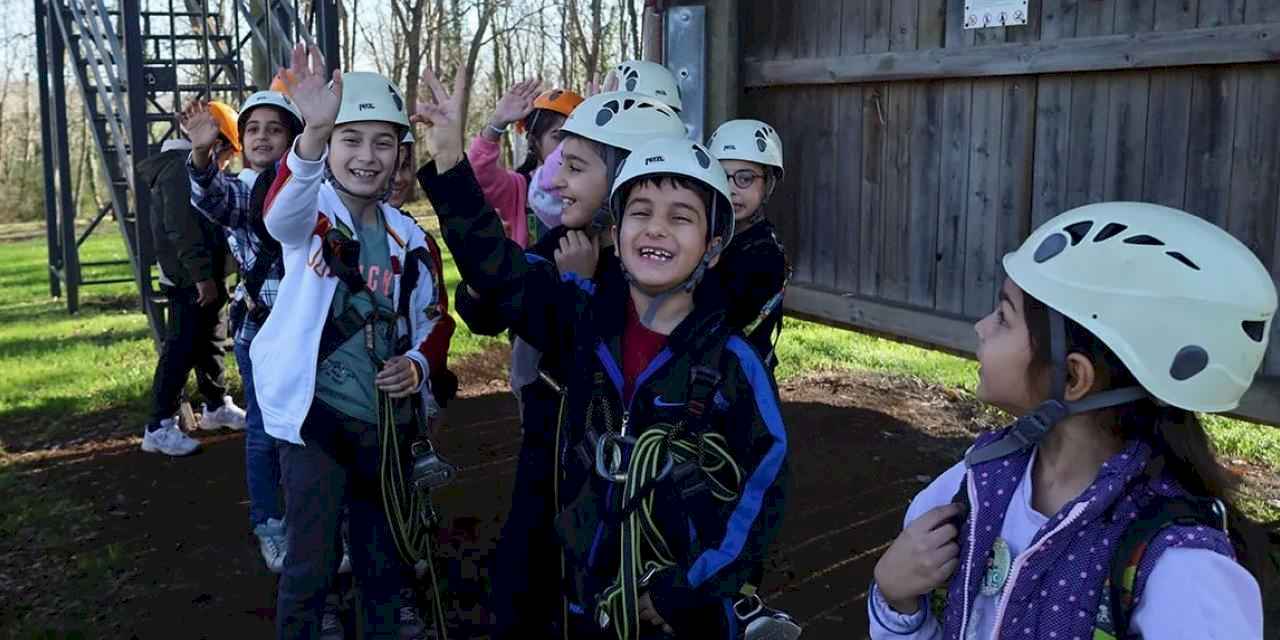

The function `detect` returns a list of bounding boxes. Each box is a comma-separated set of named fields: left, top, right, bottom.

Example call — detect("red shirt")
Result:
left=621, top=298, right=668, bottom=404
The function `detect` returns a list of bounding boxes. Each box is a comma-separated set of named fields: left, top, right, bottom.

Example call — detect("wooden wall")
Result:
left=736, top=0, right=1280, bottom=424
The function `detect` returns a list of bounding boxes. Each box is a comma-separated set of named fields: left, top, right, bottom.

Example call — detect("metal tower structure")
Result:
left=34, top=0, right=340, bottom=336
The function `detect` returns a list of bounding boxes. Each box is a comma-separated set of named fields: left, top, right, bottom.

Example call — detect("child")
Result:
left=529, top=60, right=683, bottom=234
left=450, top=89, right=686, bottom=637
left=252, top=45, right=447, bottom=638
left=415, top=69, right=788, bottom=638
left=869, top=202, right=1274, bottom=639
left=468, top=80, right=583, bottom=247
left=139, top=120, right=244, bottom=457
left=183, top=89, right=303, bottom=573
left=705, top=119, right=789, bottom=370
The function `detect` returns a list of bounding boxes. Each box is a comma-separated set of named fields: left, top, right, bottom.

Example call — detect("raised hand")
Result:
left=411, top=66, right=468, bottom=171
left=277, top=43, right=342, bottom=160
left=179, top=100, right=221, bottom=169
left=489, top=77, right=542, bottom=129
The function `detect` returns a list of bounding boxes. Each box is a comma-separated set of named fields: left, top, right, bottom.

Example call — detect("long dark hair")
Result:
left=515, top=109, right=567, bottom=177
left=1023, top=293, right=1270, bottom=581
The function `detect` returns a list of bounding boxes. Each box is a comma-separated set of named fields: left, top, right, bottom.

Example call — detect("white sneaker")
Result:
left=201, top=396, right=246, bottom=430
left=253, top=517, right=288, bottom=573
left=141, top=419, right=200, bottom=456
left=321, top=594, right=345, bottom=640
left=398, top=588, right=427, bottom=640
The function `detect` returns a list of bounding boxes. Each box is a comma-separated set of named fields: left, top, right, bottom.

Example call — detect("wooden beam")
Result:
left=784, top=284, right=978, bottom=355
left=744, top=22, right=1280, bottom=87
left=785, top=284, right=1280, bottom=427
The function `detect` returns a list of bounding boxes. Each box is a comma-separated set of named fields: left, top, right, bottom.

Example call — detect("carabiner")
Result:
left=594, top=432, right=633, bottom=483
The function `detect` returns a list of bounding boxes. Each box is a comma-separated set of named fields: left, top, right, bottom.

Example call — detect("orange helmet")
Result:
left=206, top=101, right=242, bottom=153
left=515, top=89, right=583, bottom=133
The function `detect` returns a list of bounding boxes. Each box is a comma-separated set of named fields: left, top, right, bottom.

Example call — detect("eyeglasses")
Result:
left=727, top=169, right=766, bottom=190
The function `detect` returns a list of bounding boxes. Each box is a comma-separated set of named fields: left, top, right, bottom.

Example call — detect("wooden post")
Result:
left=671, top=0, right=739, bottom=129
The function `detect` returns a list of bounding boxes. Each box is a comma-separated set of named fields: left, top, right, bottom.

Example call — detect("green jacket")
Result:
left=139, top=148, right=230, bottom=288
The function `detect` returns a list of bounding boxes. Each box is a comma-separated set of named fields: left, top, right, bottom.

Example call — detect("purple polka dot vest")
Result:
left=937, top=429, right=1235, bottom=640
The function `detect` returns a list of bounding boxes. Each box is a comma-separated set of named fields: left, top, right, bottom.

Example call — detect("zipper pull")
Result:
left=621, top=410, right=630, bottom=438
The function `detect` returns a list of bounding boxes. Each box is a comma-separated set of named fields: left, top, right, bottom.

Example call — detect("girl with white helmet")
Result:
left=181, top=88, right=304, bottom=573
left=870, top=202, right=1275, bottom=640
left=417, top=69, right=789, bottom=637
left=705, top=119, right=790, bottom=371
left=252, top=44, right=449, bottom=638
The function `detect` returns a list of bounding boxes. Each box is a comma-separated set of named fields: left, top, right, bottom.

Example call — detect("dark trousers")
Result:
left=149, top=284, right=228, bottom=424
left=276, top=399, right=409, bottom=640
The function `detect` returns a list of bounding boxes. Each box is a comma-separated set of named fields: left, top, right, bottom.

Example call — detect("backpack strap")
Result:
left=1097, top=495, right=1226, bottom=640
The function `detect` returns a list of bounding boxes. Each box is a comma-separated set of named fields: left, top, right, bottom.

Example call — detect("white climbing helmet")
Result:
left=558, top=91, right=686, bottom=153
left=334, top=71, right=410, bottom=131
left=610, top=137, right=733, bottom=240
left=707, top=119, right=784, bottom=178
left=613, top=60, right=682, bottom=111
left=1003, top=201, right=1277, bottom=413
left=237, top=90, right=304, bottom=135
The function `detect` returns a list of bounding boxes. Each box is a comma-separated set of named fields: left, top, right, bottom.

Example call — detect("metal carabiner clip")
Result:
left=594, top=432, right=633, bottom=483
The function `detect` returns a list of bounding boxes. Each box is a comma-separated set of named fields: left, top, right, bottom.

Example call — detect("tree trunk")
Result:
left=460, top=0, right=496, bottom=133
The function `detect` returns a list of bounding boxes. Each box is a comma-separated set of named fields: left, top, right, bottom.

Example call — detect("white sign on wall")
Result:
left=964, top=0, right=1029, bottom=29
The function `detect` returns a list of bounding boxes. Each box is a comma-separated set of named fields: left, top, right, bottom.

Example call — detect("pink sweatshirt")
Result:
left=466, top=134, right=530, bottom=248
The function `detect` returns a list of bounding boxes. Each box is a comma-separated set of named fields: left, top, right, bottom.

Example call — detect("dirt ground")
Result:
left=1, top=347, right=1275, bottom=639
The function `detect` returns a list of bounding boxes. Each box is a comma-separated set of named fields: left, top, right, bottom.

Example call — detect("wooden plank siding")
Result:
left=734, top=0, right=1280, bottom=424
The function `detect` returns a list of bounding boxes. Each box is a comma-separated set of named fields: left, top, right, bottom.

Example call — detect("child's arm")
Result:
left=646, top=337, right=791, bottom=634
left=181, top=99, right=252, bottom=229
left=187, top=154, right=252, bottom=229
left=453, top=280, right=514, bottom=337
left=260, top=141, right=325, bottom=248
left=466, top=133, right=528, bottom=244
left=864, top=464, right=963, bottom=640
left=418, top=157, right=573, bottom=355
left=1130, top=548, right=1262, bottom=638
left=265, top=43, right=343, bottom=248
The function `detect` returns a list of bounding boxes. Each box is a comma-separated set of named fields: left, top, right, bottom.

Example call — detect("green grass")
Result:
left=0, top=223, right=498, bottom=456
left=1, top=221, right=1277, bottom=485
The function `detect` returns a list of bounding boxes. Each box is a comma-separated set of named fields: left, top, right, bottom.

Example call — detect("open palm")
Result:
left=277, top=43, right=342, bottom=132
left=180, top=100, right=220, bottom=151
left=411, top=66, right=468, bottom=167
left=492, top=78, right=541, bottom=126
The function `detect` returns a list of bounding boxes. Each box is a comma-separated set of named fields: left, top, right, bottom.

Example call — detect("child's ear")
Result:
left=1062, top=352, right=1097, bottom=403
left=707, top=237, right=724, bottom=268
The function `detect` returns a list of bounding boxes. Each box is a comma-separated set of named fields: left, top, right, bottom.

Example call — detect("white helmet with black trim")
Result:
left=1004, top=201, right=1276, bottom=413
left=557, top=91, right=686, bottom=153
left=613, top=60, right=682, bottom=111
left=238, top=90, right=304, bottom=136
left=707, top=119, right=784, bottom=178
left=334, top=71, right=410, bottom=132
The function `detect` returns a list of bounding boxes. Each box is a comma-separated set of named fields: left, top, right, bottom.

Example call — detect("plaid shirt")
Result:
left=188, top=158, right=284, bottom=344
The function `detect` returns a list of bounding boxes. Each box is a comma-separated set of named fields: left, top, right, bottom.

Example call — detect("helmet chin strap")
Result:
left=965, top=308, right=1149, bottom=467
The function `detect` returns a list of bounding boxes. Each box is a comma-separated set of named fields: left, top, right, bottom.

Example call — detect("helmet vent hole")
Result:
left=1243, top=321, right=1266, bottom=343
left=1033, top=233, right=1068, bottom=263
left=1123, top=234, right=1164, bottom=246
left=1063, top=221, right=1093, bottom=246
left=1094, top=223, right=1128, bottom=242
left=1166, top=251, right=1200, bottom=271
left=1170, top=346, right=1209, bottom=381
